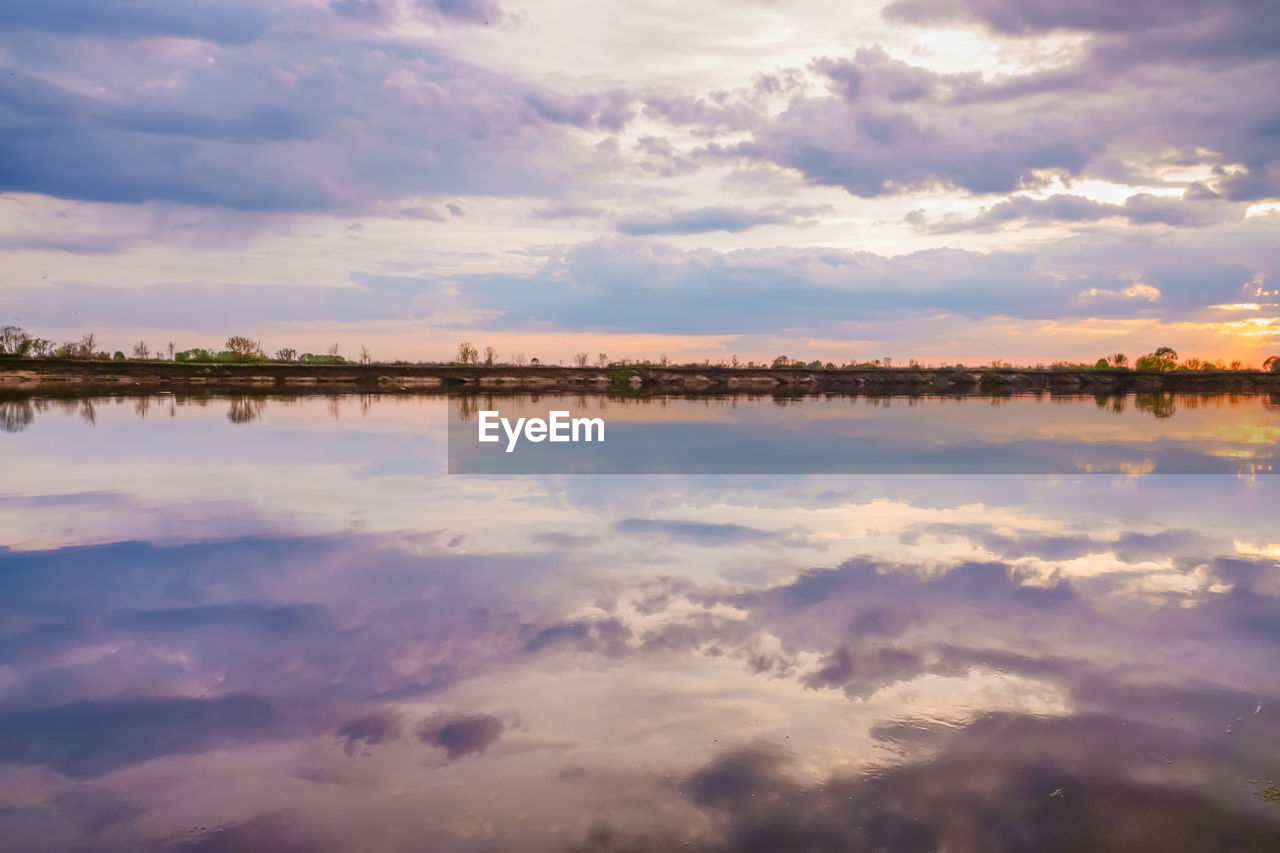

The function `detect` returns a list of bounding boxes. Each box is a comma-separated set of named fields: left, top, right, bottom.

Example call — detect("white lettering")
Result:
left=572, top=417, right=604, bottom=442
left=502, top=416, right=526, bottom=453
left=479, top=410, right=607, bottom=452
left=478, top=410, right=500, bottom=443
left=525, top=418, right=547, bottom=442
left=549, top=410, right=570, bottom=442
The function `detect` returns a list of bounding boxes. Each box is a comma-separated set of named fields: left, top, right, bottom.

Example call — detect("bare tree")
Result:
left=456, top=341, right=478, bottom=364
left=596, top=352, right=608, bottom=367
left=658, top=354, right=669, bottom=366
left=77, top=332, right=97, bottom=358
left=484, top=345, right=497, bottom=366
left=167, top=341, right=176, bottom=360
left=225, top=336, right=264, bottom=358
left=512, top=352, right=527, bottom=367
left=573, top=351, right=589, bottom=367
left=327, top=341, right=341, bottom=357
left=359, top=345, right=371, bottom=364
left=0, top=325, right=27, bottom=354
left=731, top=354, right=740, bottom=368
left=130, top=340, right=149, bottom=359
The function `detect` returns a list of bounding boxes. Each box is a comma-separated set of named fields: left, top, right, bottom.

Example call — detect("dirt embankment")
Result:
left=2, top=358, right=1279, bottom=397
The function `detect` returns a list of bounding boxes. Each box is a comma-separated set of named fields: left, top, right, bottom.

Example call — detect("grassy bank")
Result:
left=3, top=358, right=1280, bottom=398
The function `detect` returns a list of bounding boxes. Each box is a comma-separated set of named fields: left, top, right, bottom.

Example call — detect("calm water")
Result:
left=448, top=391, right=1280, bottom=473
left=2, top=394, right=1280, bottom=851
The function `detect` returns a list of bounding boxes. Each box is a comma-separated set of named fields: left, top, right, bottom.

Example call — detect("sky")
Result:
left=1, top=0, right=1279, bottom=365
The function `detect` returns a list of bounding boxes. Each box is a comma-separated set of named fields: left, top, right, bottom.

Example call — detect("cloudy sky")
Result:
left=1, top=0, right=1278, bottom=364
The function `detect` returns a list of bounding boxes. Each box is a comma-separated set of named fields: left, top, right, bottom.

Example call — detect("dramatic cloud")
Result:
left=0, top=35, right=618, bottom=211
left=0, top=0, right=1278, bottom=360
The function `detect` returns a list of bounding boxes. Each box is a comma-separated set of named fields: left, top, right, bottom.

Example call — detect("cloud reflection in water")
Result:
left=0, top=394, right=1278, bottom=850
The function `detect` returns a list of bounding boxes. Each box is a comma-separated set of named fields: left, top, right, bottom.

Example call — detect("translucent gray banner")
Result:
left=446, top=393, right=1280, bottom=475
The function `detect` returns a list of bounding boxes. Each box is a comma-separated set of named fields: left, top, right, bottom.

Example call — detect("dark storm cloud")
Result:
left=0, top=0, right=271, bottom=45
left=415, top=712, right=505, bottom=760
left=0, top=693, right=280, bottom=778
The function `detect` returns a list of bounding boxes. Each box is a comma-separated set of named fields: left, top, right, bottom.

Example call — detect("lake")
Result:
left=2, top=393, right=1279, bottom=851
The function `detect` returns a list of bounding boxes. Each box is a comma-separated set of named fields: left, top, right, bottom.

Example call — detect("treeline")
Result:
left=0, top=328, right=371, bottom=366
left=1089, top=348, right=1279, bottom=372
left=4, top=327, right=1279, bottom=373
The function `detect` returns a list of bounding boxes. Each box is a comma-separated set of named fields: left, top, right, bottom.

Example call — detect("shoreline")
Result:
left=2, top=358, right=1279, bottom=398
